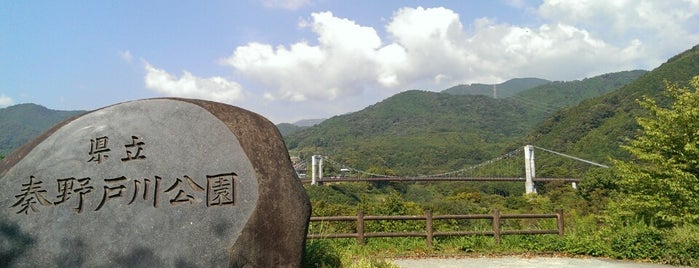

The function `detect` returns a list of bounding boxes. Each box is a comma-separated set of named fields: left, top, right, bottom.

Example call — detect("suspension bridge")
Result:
left=297, top=145, right=609, bottom=194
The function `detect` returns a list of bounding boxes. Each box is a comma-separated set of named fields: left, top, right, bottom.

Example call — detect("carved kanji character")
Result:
left=164, top=176, right=204, bottom=206
left=121, top=136, right=146, bottom=162
left=95, top=176, right=127, bottom=211
left=54, top=177, right=75, bottom=205
left=88, top=136, right=110, bottom=163
left=55, top=177, right=93, bottom=213
left=128, top=176, right=160, bottom=208
left=206, top=173, right=236, bottom=207
left=12, top=176, right=52, bottom=214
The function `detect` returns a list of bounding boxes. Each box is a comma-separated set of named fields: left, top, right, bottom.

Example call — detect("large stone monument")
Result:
left=0, top=98, right=311, bottom=267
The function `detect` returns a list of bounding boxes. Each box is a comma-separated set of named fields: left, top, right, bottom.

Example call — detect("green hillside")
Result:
left=527, top=44, right=699, bottom=171
left=277, top=123, right=306, bottom=137
left=285, top=71, right=643, bottom=176
left=286, top=91, right=536, bottom=175
left=302, top=45, right=699, bottom=266
left=442, top=77, right=551, bottom=97
left=0, top=104, right=85, bottom=156
left=509, top=70, right=647, bottom=118
left=277, top=119, right=325, bottom=136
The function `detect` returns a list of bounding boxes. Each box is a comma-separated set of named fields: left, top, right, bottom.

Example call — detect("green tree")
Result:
left=612, top=76, right=699, bottom=227
left=577, top=168, right=618, bottom=214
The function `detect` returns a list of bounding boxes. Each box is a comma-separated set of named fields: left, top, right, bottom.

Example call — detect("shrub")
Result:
left=662, top=224, right=699, bottom=266
left=559, top=231, right=609, bottom=256
left=608, top=221, right=665, bottom=260
left=558, top=214, right=610, bottom=257
left=303, top=240, right=342, bottom=268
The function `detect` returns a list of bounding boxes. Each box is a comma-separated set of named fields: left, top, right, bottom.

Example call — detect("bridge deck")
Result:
left=302, top=177, right=580, bottom=183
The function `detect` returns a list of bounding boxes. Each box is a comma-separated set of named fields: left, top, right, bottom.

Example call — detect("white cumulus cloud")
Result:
left=143, top=62, right=245, bottom=104
left=261, top=0, right=310, bottom=10
left=223, top=11, right=389, bottom=102
left=465, top=19, right=644, bottom=80
left=119, top=50, right=133, bottom=63
left=0, top=94, right=14, bottom=107
left=538, top=0, right=699, bottom=58
left=219, top=2, right=699, bottom=113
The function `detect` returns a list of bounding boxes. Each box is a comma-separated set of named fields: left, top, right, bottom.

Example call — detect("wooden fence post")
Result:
left=556, top=209, right=564, bottom=236
left=425, top=210, right=433, bottom=248
left=492, top=209, right=501, bottom=244
left=308, top=210, right=564, bottom=245
left=357, top=210, right=365, bottom=245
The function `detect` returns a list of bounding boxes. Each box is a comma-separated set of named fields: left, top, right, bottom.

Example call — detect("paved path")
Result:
left=392, top=257, right=686, bottom=268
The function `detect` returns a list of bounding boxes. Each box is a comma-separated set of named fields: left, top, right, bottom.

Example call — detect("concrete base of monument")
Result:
left=0, top=98, right=310, bottom=267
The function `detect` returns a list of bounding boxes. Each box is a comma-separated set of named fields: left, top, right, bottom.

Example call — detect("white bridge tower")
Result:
left=524, top=145, right=537, bottom=194
left=311, top=155, right=323, bottom=185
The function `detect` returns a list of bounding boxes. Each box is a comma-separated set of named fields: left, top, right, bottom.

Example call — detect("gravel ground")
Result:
left=392, top=257, right=688, bottom=268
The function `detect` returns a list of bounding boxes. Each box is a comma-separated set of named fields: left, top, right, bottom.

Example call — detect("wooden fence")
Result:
left=308, top=209, right=564, bottom=247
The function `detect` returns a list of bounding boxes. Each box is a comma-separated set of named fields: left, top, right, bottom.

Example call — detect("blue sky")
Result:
left=2, top=1, right=698, bottom=123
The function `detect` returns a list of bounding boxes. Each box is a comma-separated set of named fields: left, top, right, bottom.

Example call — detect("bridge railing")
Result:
left=307, top=209, right=564, bottom=247
left=300, top=176, right=580, bottom=184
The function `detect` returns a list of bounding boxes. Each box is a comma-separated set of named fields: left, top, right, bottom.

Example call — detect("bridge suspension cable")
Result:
left=322, top=156, right=398, bottom=178
left=305, top=145, right=601, bottom=195
left=532, top=146, right=609, bottom=168
left=424, top=147, right=523, bottom=177
left=320, top=147, right=523, bottom=178
left=307, top=145, right=606, bottom=184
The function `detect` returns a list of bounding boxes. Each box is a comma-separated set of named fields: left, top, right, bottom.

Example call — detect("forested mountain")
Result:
left=0, top=56, right=672, bottom=178
left=286, top=91, right=536, bottom=175
left=508, top=70, right=647, bottom=119
left=284, top=71, right=645, bottom=175
left=277, top=119, right=326, bottom=137
left=278, top=123, right=306, bottom=137
left=0, top=104, right=85, bottom=156
left=442, top=77, right=551, bottom=97
left=526, top=44, right=699, bottom=172
left=301, top=45, right=699, bottom=266
left=293, top=118, right=325, bottom=127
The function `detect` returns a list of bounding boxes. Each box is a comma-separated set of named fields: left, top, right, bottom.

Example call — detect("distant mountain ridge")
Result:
left=284, top=70, right=645, bottom=175
left=285, top=91, right=536, bottom=175
left=442, top=77, right=551, bottom=97
left=0, top=64, right=657, bottom=176
left=293, top=118, right=325, bottom=127
left=527, top=44, right=699, bottom=166
left=277, top=118, right=327, bottom=137
left=508, top=70, right=647, bottom=120
left=0, top=104, right=85, bottom=156
left=277, top=123, right=305, bottom=137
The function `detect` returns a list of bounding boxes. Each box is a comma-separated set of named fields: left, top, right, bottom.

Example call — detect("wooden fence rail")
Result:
left=308, top=209, right=564, bottom=247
